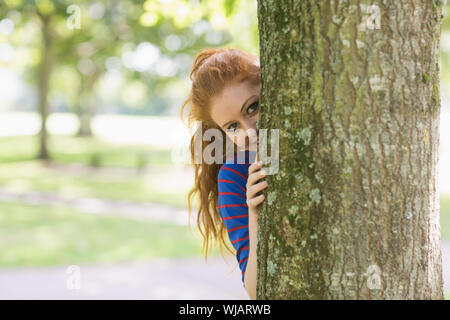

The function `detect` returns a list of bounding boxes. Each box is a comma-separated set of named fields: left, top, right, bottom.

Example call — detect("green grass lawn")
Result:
left=0, top=160, right=190, bottom=208
left=0, top=134, right=192, bottom=208
left=0, top=201, right=225, bottom=268
left=0, top=134, right=172, bottom=168
left=441, top=194, right=450, bottom=241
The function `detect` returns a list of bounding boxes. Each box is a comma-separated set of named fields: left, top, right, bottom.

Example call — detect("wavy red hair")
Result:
left=180, top=47, right=260, bottom=261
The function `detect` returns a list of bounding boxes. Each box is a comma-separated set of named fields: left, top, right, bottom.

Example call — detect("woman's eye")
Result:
left=226, top=122, right=239, bottom=132
left=247, top=101, right=259, bottom=114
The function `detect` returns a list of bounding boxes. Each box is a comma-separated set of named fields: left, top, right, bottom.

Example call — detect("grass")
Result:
left=441, top=195, right=450, bottom=241
left=0, top=134, right=192, bottom=208
left=0, top=135, right=172, bottom=168
left=0, top=161, right=190, bottom=208
left=0, top=201, right=224, bottom=268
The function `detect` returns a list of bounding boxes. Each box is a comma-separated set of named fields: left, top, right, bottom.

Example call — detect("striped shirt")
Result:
left=217, top=149, right=257, bottom=286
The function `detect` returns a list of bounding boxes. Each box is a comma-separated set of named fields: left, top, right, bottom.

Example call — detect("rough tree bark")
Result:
left=256, top=0, right=444, bottom=299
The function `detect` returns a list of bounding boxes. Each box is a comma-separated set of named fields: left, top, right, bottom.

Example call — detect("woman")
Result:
left=180, top=47, right=268, bottom=300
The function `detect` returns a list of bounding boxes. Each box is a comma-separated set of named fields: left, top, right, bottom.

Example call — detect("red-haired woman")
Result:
left=181, top=47, right=268, bottom=300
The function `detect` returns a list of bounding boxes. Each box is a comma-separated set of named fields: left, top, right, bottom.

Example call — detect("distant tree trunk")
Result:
left=76, top=73, right=100, bottom=137
left=77, top=98, right=93, bottom=137
left=37, top=15, right=53, bottom=160
left=256, top=0, right=444, bottom=299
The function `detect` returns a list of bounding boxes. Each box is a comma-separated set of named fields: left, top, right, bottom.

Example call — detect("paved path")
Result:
left=0, top=257, right=249, bottom=300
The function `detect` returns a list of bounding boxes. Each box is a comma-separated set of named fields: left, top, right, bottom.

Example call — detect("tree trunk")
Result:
left=256, top=0, right=444, bottom=299
left=76, top=73, right=100, bottom=137
left=77, top=98, right=93, bottom=137
left=37, top=15, right=53, bottom=160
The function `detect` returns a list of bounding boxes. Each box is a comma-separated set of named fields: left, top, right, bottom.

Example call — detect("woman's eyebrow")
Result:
left=221, top=94, right=258, bottom=129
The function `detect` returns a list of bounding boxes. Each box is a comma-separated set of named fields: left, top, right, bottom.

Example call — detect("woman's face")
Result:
left=210, top=79, right=260, bottom=151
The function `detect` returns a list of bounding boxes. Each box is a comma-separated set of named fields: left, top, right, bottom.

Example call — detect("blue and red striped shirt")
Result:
left=217, top=149, right=257, bottom=286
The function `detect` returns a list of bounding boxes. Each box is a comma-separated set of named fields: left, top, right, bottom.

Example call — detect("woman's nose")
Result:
left=242, top=119, right=258, bottom=132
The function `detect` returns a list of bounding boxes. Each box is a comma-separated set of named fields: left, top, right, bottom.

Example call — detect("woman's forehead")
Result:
left=210, top=81, right=259, bottom=123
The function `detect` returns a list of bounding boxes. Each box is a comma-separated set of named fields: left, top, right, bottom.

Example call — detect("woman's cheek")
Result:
left=225, top=132, right=236, bottom=145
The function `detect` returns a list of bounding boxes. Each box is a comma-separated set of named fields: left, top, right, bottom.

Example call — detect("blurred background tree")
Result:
left=0, top=0, right=259, bottom=158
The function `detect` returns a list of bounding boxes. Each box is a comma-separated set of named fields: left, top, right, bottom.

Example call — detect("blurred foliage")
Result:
left=0, top=0, right=259, bottom=116
left=0, top=0, right=259, bottom=158
left=441, top=3, right=450, bottom=93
